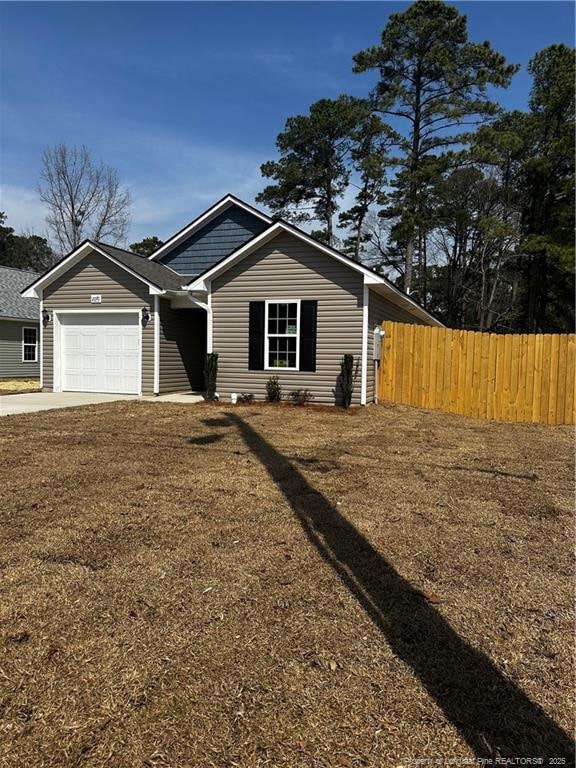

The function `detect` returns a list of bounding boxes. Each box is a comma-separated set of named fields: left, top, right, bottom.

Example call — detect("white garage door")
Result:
left=60, top=313, right=140, bottom=394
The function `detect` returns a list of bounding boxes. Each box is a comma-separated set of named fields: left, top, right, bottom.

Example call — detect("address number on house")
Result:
left=90, top=294, right=102, bottom=304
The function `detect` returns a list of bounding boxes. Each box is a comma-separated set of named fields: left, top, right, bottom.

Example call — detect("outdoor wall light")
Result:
left=42, top=309, right=51, bottom=327
left=141, top=307, right=151, bottom=326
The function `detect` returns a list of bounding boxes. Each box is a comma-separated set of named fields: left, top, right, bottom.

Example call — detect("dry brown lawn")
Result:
left=0, top=401, right=573, bottom=767
left=0, top=378, right=40, bottom=395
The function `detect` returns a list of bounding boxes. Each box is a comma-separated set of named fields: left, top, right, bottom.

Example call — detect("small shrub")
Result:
left=203, top=352, right=219, bottom=401
left=237, top=393, right=255, bottom=404
left=265, top=375, right=282, bottom=402
left=289, top=389, right=314, bottom=405
left=340, top=354, right=357, bottom=408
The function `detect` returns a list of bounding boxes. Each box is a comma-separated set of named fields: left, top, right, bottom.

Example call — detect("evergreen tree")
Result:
left=519, top=44, right=575, bottom=332
left=338, top=115, right=396, bottom=260
left=353, top=0, right=518, bottom=293
left=129, top=236, right=164, bottom=257
left=0, top=212, right=54, bottom=271
left=472, top=44, right=575, bottom=332
left=256, top=96, right=371, bottom=245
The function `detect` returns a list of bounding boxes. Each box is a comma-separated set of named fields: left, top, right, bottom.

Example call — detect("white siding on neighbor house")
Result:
left=211, top=232, right=365, bottom=405
left=42, top=252, right=155, bottom=394
left=366, top=289, right=429, bottom=403
left=0, top=319, right=40, bottom=378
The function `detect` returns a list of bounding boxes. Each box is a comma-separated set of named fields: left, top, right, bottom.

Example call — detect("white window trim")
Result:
left=264, top=299, right=300, bottom=372
left=22, top=326, right=38, bottom=363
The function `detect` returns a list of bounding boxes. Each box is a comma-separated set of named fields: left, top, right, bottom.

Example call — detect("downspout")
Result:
left=39, top=297, right=44, bottom=391
left=360, top=284, right=369, bottom=406
left=206, top=280, right=213, bottom=354
left=153, top=295, right=160, bottom=395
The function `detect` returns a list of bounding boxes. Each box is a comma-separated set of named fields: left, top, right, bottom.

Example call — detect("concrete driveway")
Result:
left=0, top=392, right=139, bottom=416
left=0, top=391, right=205, bottom=416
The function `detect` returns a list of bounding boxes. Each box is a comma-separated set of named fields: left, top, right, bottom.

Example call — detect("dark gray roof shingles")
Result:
left=94, top=242, right=185, bottom=291
left=0, top=265, right=40, bottom=321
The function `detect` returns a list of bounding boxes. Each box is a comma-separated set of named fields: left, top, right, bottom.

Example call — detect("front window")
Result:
left=22, top=327, right=38, bottom=362
left=265, top=301, right=299, bottom=370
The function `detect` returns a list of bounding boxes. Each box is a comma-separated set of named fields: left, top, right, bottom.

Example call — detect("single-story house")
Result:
left=1, top=265, right=40, bottom=379
left=22, top=195, right=442, bottom=405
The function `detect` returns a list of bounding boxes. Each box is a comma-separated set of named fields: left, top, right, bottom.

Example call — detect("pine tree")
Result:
left=256, top=96, right=370, bottom=245
left=353, top=0, right=518, bottom=293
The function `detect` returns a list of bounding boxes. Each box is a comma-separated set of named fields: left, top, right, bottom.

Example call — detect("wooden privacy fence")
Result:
left=378, top=321, right=575, bottom=425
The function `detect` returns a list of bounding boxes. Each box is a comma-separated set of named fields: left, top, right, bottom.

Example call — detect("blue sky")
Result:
left=0, top=1, right=574, bottom=245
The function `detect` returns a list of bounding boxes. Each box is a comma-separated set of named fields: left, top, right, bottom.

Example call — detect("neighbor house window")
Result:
left=22, top=327, right=38, bottom=363
left=265, top=300, right=300, bottom=370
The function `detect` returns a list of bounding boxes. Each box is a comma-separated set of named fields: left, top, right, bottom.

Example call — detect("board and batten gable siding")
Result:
left=42, top=252, right=155, bottom=394
left=366, top=288, right=428, bottom=402
left=211, top=232, right=364, bottom=405
left=158, top=300, right=206, bottom=393
left=0, top=319, right=40, bottom=378
left=158, top=205, right=269, bottom=276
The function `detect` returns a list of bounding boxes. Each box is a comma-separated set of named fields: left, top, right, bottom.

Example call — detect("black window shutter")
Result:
left=299, top=300, right=317, bottom=372
left=248, top=301, right=265, bottom=370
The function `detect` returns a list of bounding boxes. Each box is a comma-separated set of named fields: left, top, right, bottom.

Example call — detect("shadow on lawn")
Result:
left=201, top=414, right=572, bottom=760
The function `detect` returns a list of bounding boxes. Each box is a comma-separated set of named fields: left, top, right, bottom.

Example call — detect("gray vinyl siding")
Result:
left=211, top=232, right=364, bottom=405
left=158, top=300, right=206, bottom=393
left=42, top=252, right=155, bottom=394
left=159, top=205, right=269, bottom=275
left=0, top=319, right=40, bottom=378
left=366, top=289, right=428, bottom=403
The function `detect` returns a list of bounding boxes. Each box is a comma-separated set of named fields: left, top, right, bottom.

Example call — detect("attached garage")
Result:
left=59, top=313, right=140, bottom=395
left=22, top=241, right=188, bottom=396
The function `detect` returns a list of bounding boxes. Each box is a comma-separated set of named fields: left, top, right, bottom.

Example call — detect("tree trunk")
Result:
left=326, top=209, right=334, bottom=247
left=403, top=60, right=422, bottom=295
left=404, top=236, right=414, bottom=294
left=421, top=232, right=428, bottom=309
left=354, top=208, right=367, bottom=262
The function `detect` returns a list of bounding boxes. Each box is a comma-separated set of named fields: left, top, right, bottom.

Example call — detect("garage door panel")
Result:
left=65, top=373, right=82, bottom=390
left=105, top=373, right=139, bottom=391
left=61, top=313, right=140, bottom=394
left=123, top=335, right=139, bottom=353
left=105, top=334, right=123, bottom=353
left=123, top=356, right=139, bottom=373
left=65, top=332, right=83, bottom=352
left=104, top=355, right=123, bottom=372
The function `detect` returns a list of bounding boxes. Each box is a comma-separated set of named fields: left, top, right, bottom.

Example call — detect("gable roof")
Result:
left=95, top=243, right=184, bottom=291
left=185, top=219, right=443, bottom=327
left=148, top=194, right=272, bottom=262
left=22, top=240, right=185, bottom=299
left=19, top=195, right=442, bottom=327
left=0, top=265, right=40, bottom=320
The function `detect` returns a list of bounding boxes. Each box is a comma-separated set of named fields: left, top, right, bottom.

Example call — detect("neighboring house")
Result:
left=0, top=266, right=40, bottom=379
left=22, top=195, right=442, bottom=405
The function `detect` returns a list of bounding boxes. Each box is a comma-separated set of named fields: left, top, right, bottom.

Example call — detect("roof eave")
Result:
left=21, top=240, right=167, bottom=298
left=184, top=220, right=441, bottom=327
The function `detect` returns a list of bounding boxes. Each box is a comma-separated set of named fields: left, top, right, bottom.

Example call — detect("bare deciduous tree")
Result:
left=39, top=144, right=131, bottom=254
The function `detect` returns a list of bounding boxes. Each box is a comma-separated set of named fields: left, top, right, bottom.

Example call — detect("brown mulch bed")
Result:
left=0, top=402, right=573, bottom=767
left=0, top=378, right=40, bottom=395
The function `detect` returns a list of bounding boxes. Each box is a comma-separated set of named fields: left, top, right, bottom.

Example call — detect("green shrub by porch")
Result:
left=340, top=354, right=356, bottom=408
left=203, top=353, right=219, bottom=401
